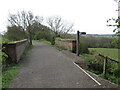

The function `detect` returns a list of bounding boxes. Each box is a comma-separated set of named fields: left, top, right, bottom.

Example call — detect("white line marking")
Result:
left=73, top=62, right=101, bottom=86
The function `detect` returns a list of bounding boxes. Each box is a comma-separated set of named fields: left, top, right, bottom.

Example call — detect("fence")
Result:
left=98, top=53, right=120, bottom=77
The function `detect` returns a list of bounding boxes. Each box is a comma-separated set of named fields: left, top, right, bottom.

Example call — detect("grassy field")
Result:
left=89, top=48, right=119, bottom=61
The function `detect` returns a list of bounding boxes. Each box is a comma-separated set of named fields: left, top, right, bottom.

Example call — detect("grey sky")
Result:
left=0, top=0, right=118, bottom=34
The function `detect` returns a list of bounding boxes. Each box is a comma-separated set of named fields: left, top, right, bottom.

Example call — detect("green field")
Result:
left=89, top=48, right=119, bottom=61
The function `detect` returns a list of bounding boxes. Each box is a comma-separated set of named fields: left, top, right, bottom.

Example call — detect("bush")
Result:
left=79, top=40, right=89, bottom=54
left=109, top=64, right=120, bottom=77
left=2, top=51, right=8, bottom=64
left=86, top=55, right=103, bottom=73
left=2, top=38, right=10, bottom=43
left=72, top=46, right=76, bottom=53
left=50, top=36, right=55, bottom=45
left=71, top=40, right=89, bottom=54
left=34, top=31, right=55, bottom=45
left=5, top=26, right=26, bottom=41
left=1, top=50, right=13, bottom=69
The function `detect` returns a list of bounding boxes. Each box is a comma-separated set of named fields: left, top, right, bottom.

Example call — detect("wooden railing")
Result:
left=99, top=54, right=119, bottom=63
left=98, top=53, right=119, bottom=77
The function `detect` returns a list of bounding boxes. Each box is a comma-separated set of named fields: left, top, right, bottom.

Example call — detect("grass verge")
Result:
left=21, top=45, right=34, bottom=59
left=35, top=40, right=51, bottom=45
left=2, top=65, right=20, bottom=88
left=53, top=43, right=63, bottom=51
left=2, top=44, right=34, bottom=88
left=35, top=40, right=63, bottom=51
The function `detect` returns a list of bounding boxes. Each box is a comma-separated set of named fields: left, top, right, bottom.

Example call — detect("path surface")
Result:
left=9, top=41, right=113, bottom=88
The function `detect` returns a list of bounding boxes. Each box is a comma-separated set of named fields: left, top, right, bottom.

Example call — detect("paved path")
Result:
left=9, top=41, right=104, bottom=88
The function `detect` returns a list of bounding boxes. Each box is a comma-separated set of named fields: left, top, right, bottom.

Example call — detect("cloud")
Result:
left=0, top=0, right=118, bottom=34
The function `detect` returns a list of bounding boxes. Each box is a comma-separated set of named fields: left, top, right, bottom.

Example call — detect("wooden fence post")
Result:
left=103, top=56, right=108, bottom=78
left=76, top=31, right=80, bottom=56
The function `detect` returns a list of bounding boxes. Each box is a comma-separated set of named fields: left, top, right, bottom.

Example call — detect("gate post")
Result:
left=76, top=31, right=80, bottom=56
left=103, top=56, right=108, bottom=78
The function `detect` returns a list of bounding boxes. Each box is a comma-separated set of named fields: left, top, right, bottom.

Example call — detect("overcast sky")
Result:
left=0, top=0, right=118, bottom=34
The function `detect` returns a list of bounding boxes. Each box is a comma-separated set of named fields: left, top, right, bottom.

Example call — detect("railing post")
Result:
left=76, top=31, right=80, bottom=56
left=103, top=56, right=108, bottom=78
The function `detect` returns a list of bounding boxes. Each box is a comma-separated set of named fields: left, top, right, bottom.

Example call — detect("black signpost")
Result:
left=76, top=31, right=86, bottom=56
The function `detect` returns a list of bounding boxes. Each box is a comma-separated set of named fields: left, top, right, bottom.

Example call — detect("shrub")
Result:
left=2, top=51, right=11, bottom=69
left=2, top=51, right=8, bottom=64
left=34, top=31, right=55, bottom=45
left=50, top=36, right=55, bottom=45
left=79, top=40, right=89, bottom=54
left=72, top=46, right=76, bottom=53
left=5, top=26, right=26, bottom=41
left=71, top=40, right=89, bottom=54
left=88, top=55, right=103, bottom=73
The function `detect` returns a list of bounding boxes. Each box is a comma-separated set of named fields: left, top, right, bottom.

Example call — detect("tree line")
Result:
left=3, top=10, right=74, bottom=45
left=80, top=36, right=119, bottom=48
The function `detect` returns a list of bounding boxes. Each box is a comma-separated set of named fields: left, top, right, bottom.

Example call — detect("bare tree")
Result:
left=46, top=16, right=74, bottom=37
left=61, top=23, right=74, bottom=38
left=8, top=11, right=43, bottom=45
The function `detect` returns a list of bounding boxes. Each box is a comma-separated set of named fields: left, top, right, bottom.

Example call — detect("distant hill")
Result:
left=71, top=34, right=114, bottom=37
left=86, top=34, right=114, bottom=37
